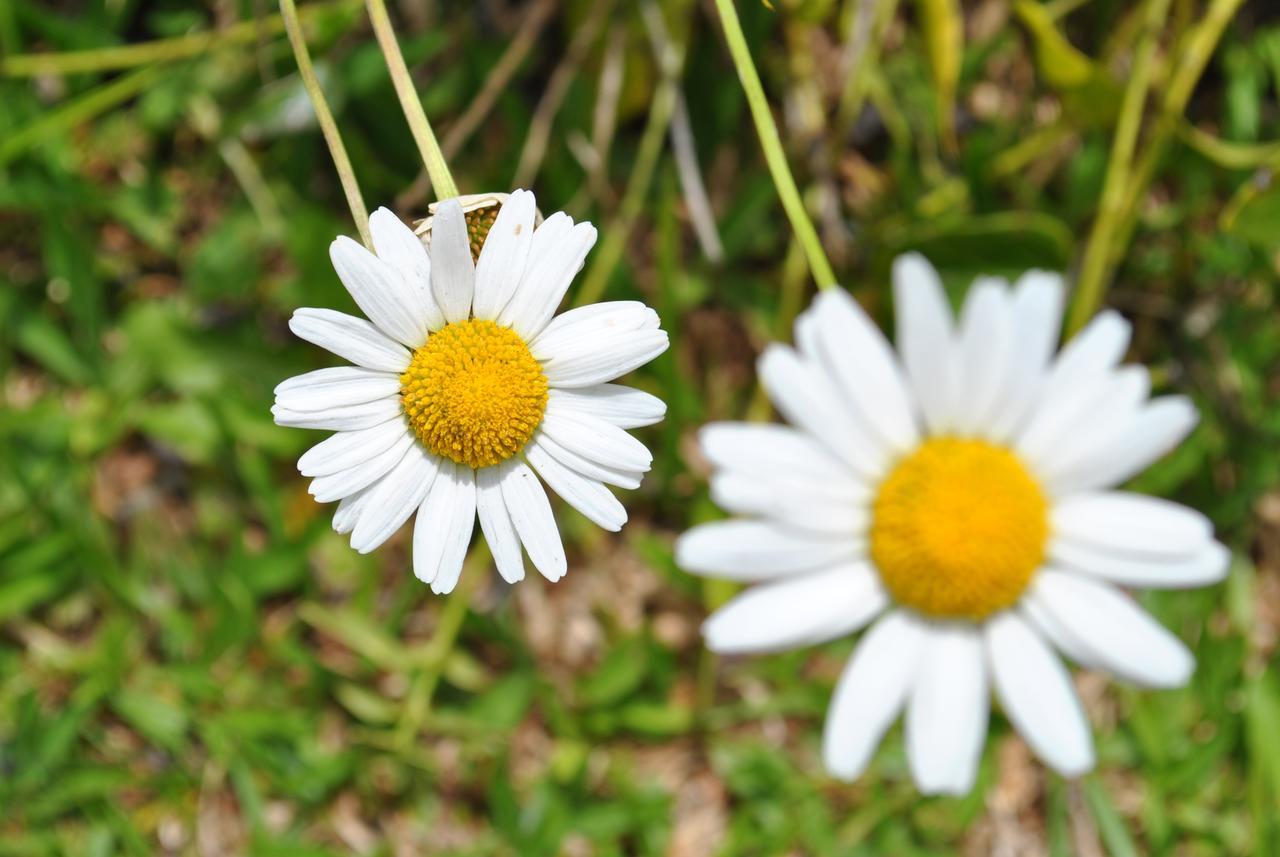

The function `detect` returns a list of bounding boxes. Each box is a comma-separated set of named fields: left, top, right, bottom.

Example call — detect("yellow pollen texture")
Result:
left=869, top=438, right=1048, bottom=620
left=399, top=319, right=548, bottom=469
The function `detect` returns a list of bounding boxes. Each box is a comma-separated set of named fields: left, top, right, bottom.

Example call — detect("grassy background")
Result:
left=2, top=0, right=1279, bottom=854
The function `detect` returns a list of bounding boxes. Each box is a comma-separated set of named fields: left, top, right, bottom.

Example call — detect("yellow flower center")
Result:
left=399, top=319, right=548, bottom=469
left=869, top=438, right=1048, bottom=620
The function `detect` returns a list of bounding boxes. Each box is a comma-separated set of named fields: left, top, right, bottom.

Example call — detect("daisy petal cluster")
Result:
left=676, top=254, right=1227, bottom=795
left=274, top=191, right=668, bottom=592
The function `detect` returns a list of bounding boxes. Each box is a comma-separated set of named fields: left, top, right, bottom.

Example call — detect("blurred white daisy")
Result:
left=676, top=255, right=1227, bottom=795
left=274, top=190, right=668, bottom=593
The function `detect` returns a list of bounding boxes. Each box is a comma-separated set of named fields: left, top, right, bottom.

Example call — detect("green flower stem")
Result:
left=1067, top=0, right=1172, bottom=334
left=0, top=0, right=352, bottom=77
left=365, top=0, right=459, bottom=201
left=710, top=0, right=837, bottom=290
left=280, top=0, right=371, bottom=248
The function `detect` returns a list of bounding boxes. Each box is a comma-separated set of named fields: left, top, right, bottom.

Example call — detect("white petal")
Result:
left=758, top=345, right=889, bottom=480
left=297, top=418, right=409, bottom=477
left=1015, top=366, right=1148, bottom=474
left=1048, top=538, right=1230, bottom=588
left=274, top=367, right=401, bottom=412
left=823, top=611, right=926, bottom=781
left=330, top=235, right=430, bottom=347
left=530, top=301, right=660, bottom=361
left=703, top=563, right=887, bottom=654
left=472, top=189, right=536, bottom=321
left=332, top=487, right=371, bottom=534
left=349, top=445, right=440, bottom=553
left=808, top=288, right=919, bottom=454
left=709, top=472, right=869, bottom=535
left=906, top=625, right=988, bottom=796
left=1038, top=310, right=1131, bottom=403
left=985, top=612, right=1094, bottom=778
left=986, top=271, right=1064, bottom=440
left=500, top=216, right=598, bottom=339
left=892, top=253, right=955, bottom=433
left=545, top=385, right=666, bottom=429
left=308, top=432, right=413, bottom=503
left=698, top=422, right=859, bottom=485
left=272, top=397, right=401, bottom=431
left=500, top=460, right=568, bottom=582
left=1043, top=397, right=1199, bottom=495
left=1051, top=492, right=1214, bottom=558
left=289, top=308, right=411, bottom=372
left=428, top=199, right=476, bottom=324
left=675, top=520, right=860, bottom=581
left=952, top=278, right=1013, bottom=435
left=525, top=442, right=626, bottom=531
left=412, top=461, right=477, bottom=594
left=1031, top=371, right=1151, bottom=485
left=528, top=433, right=644, bottom=490
left=369, top=207, right=445, bottom=332
left=539, top=412, right=652, bottom=472
left=476, top=462, right=525, bottom=584
left=540, top=329, right=669, bottom=388
left=1023, top=570, right=1194, bottom=688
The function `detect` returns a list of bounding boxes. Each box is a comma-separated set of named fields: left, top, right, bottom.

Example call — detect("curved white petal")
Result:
left=892, top=253, right=955, bottom=433
left=427, top=199, right=476, bottom=324
left=1043, top=397, right=1199, bottom=495
left=807, top=288, right=919, bottom=454
left=906, top=625, right=988, bottom=796
left=952, top=278, right=1013, bottom=435
left=476, top=462, right=525, bottom=584
left=539, top=412, right=653, bottom=473
left=1016, top=366, right=1148, bottom=476
left=272, top=397, right=401, bottom=431
left=709, top=472, right=869, bottom=535
left=472, top=189, right=536, bottom=321
left=500, top=459, right=568, bottom=582
left=530, top=301, right=660, bottom=361
left=289, top=308, right=411, bottom=372
left=412, top=461, right=477, bottom=594
left=332, top=487, right=372, bottom=535
left=500, top=216, right=597, bottom=339
left=274, top=367, right=401, bottom=412
left=1051, top=492, right=1214, bottom=558
left=526, top=441, right=627, bottom=531
left=297, top=418, right=409, bottom=477
left=1048, top=537, right=1230, bottom=588
left=823, top=611, right=926, bottom=781
left=529, top=433, right=644, bottom=489
left=698, top=422, right=860, bottom=486
left=308, top=432, right=413, bottom=503
left=1037, top=309, right=1131, bottom=403
left=540, top=329, right=669, bottom=388
left=330, top=235, right=430, bottom=347
left=703, top=562, right=887, bottom=654
left=349, top=445, right=440, bottom=554
left=675, top=520, right=860, bottom=581
left=546, top=385, right=666, bottom=429
left=369, top=206, right=445, bottom=332
left=985, top=612, right=1094, bottom=778
left=1023, top=570, right=1194, bottom=688
left=986, top=271, right=1065, bottom=440
left=758, top=345, right=889, bottom=480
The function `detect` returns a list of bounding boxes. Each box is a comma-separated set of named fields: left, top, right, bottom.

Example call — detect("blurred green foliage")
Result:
left=1, top=0, right=1279, bottom=854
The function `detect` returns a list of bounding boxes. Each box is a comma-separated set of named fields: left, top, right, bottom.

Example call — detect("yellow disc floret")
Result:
left=869, top=438, right=1048, bottom=620
left=400, top=319, right=548, bottom=469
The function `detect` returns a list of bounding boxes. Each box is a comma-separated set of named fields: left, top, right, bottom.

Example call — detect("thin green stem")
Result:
left=711, top=0, right=837, bottom=289
left=365, top=0, right=459, bottom=200
left=1067, top=0, right=1172, bottom=334
left=280, top=0, right=371, bottom=248
left=0, top=0, right=352, bottom=77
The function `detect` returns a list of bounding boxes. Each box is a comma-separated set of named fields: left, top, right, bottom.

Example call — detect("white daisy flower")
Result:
left=676, top=254, right=1228, bottom=795
left=274, top=190, right=668, bottom=593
